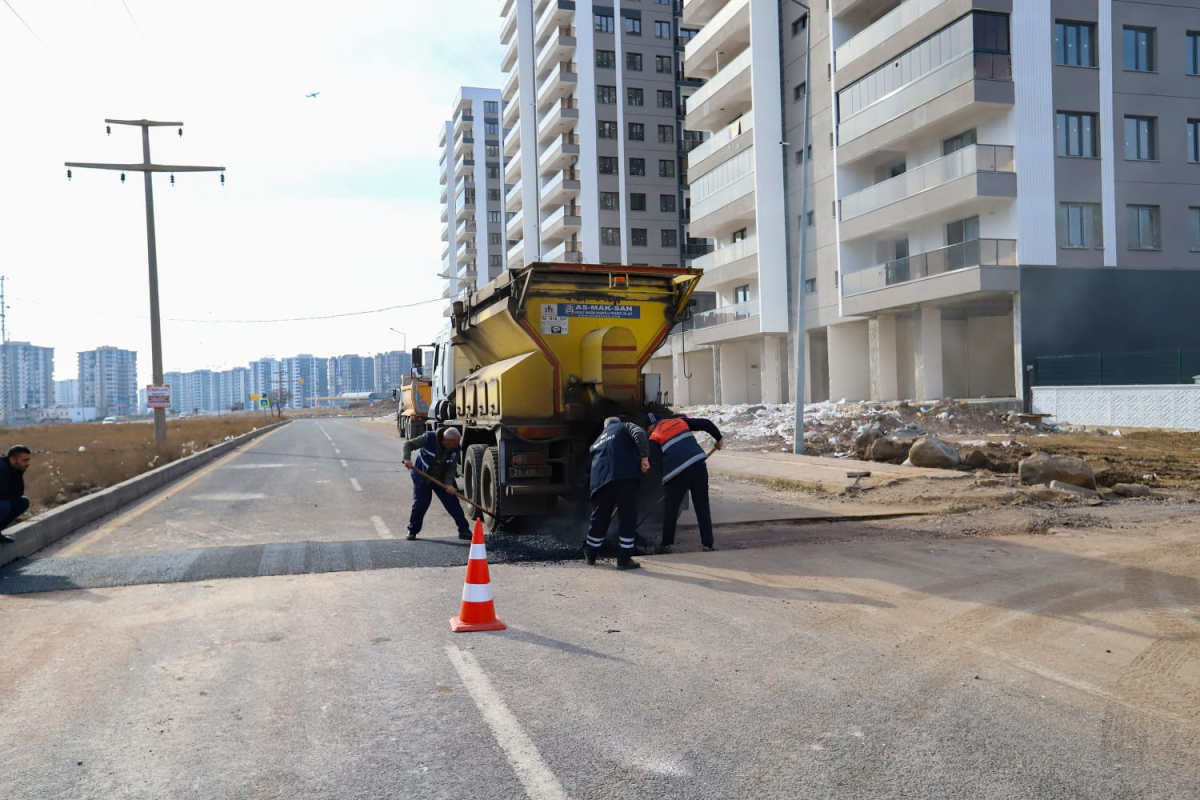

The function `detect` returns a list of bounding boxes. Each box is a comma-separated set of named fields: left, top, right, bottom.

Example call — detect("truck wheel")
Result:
left=479, top=447, right=502, bottom=532
left=396, top=414, right=403, bottom=437
left=463, top=444, right=488, bottom=519
left=407, top=419, right=425, bottom=439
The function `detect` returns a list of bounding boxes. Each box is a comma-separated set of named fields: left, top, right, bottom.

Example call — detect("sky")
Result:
left=0, top=0, right=504, bottom=383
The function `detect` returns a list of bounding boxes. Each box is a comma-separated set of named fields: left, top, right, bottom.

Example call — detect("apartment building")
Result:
left=327, top=354, right=376, bottom=396
left=282, top=354, right=330, bottom=408
left=440, top=87, right=509, bottom=316
left=374, top=350, right=414, bottom=395
left=220, top=367, right=253, bottom=411
left=499, top=0, right=699, bottom=267
left=0, top=341, right=55, bottom=420
left=652, top=0, right=1200, bottom=406
left=78, top=346, right=138, bottom=417
left=54, top=378, right=80, bottom=407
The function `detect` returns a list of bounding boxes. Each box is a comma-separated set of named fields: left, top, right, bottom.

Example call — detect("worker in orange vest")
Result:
left=645, top=412, right=724, bottom=554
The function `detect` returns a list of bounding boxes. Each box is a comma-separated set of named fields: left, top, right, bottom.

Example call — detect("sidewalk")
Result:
left=707, top=450, right=969, bottom=495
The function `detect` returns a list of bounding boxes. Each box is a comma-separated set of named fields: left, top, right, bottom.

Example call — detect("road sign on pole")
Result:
left=259, top=398, right=270, bottom=409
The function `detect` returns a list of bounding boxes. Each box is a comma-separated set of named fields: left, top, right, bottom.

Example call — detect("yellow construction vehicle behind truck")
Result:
left=422, top=262, right=701, bottom=529
left=392, top=376, right=432, bottom=439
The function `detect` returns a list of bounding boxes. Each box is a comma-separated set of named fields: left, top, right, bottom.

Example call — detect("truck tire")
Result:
left=479, top=446, right=502, bottom=532
left=396, top=413, right=403, bottom=437
left=463, top=444, right=488, bottom=519
left=407, top=418, right=426, bottom=439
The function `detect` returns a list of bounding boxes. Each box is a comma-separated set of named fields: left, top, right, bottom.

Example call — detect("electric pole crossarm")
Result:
left=105, top=119, right=184, bottom=127
left=65, top=162, right=226, bottom=173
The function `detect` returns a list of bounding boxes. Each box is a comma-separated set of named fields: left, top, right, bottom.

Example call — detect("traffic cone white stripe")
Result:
left=462, top=583, right=494, bottom=603
left=469, top=543, right=488, bottom=560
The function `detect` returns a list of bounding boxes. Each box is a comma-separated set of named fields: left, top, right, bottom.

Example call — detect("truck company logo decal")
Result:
left=552, top=303, right=641, bottom=319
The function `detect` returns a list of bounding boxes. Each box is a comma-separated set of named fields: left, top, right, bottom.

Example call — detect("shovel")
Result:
left=408, top=465, right=499, bottom=521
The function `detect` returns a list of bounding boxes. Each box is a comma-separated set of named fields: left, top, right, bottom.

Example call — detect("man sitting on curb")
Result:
left=402, top=428, right=472, bottom=541
left=0, top=445, right=32, bottom=544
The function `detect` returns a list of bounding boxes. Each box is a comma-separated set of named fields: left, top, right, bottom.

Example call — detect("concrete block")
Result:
left=1048, top=480, right=1100, bottom=498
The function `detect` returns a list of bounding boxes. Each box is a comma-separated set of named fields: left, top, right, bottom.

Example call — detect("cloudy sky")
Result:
left=0, top=0, right=503, bottom=382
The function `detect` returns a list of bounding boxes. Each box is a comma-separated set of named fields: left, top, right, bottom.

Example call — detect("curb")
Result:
left=0, top=420, right=289, bottom=568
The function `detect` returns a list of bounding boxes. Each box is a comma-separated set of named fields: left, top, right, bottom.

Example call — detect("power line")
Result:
left=11, top=294, right=444, bottom=324
left=2, top=0, right=45, bottom=45
left=119, top=0, right=147, bottom=44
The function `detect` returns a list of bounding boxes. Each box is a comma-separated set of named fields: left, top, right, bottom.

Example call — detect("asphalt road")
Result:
left=1, top=419, right=1196, bottom=798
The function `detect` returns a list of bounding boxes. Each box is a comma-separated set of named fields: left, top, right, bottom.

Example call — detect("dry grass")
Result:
left=4, top=415, right=269, bottom=515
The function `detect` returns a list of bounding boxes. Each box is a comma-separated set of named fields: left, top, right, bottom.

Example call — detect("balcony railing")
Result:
left=841, top=238, right=1018, bottom=296
left=688, top=113, right=753, bottom=167
left=840, top=144, right=1015, bottom=221
left=685, top=48, right=751, bottom=119
left=835, top=0, right=951, bottom=70
left=691, top=298, right=758, bottom=330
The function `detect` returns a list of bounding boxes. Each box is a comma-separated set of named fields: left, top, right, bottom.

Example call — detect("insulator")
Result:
left=178, top=128, right=183, bottom=138
left=67, top=169, right=72, bottom=181
left=170, top=174, right=175, bottom=187
left=220, top=173, right=225, bottom=186
left=106, top=125, right=111, bottom=136
left=120, top=172, right=126, bottom=183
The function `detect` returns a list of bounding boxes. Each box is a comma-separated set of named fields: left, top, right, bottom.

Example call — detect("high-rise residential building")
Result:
left=374, top=350, right=414, bottom=395
left=282, top=355, right=329, bottom=408
left=651, top=1, right=1200, bottom=406
left=54, top=378, right=80, bottom=407
left=0, top=341, right=55, bottom=420
left=499, top=0, right=699, bottom=268
left=440, top=87, right=509, bottom=315
left=78, top=346, right=138, bottom=417
left=249, top=358, right=281, bottom=403
left=327, top=354, right=375, bottom=396
left=220, top=367, right=253, bottom=411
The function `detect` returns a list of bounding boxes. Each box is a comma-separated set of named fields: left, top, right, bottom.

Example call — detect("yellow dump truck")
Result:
left=393, top=377, right=432, bottom=439
left=422, top=262, right=701, bottom=528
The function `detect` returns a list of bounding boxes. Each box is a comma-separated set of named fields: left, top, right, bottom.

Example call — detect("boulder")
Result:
left=1112, top=483, right=1151, bottom=498
left=854, top=429, right=884, bottom=459
left=867, top=437, right=910, bottom=464
left=908, top=437, right=961, bottom=469
left=963, top=448, right=992, bottom=470
left=1018, top=452, right=1097, bottom=490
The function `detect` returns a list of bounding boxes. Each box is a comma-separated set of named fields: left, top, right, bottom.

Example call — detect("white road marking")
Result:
left=192, top=493, right=268, bottom=501
left=445, top=646, right=569, bottom=800
left=335, top=448, right=341, bottom=455
left=229, top=463, right=287, bottom=469
left=371, top=516, right=393, bottom=539
left=350, top=478, right=363, bottom=492
left=317, top=424, right=334, bottom=442
left=340, top=459, right=349, bottom=468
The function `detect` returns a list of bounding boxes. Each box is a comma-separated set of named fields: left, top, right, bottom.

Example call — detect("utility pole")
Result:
left=0, top=275, right=8, bottom=343
left=66, top=119, right=225, bottom=443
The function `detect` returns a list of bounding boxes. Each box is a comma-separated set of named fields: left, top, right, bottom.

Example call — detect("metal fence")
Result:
left=1032, top=349, right=1200, bottom=386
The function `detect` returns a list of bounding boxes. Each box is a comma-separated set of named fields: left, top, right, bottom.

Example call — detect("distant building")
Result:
left=55, top=378, right=80, bottom=407
left=249, top=358, right=281, bottom=404
left=220, top=367, right=252, bottom=411
left=282, top=354, right=329, bottom=408
left=328, top=354, right=375, bottom=396
left=374, top=350, right=413, bottom=395
left=0, top=341, right=55, bottom=423
left=78, top=346, right=137, bottom=418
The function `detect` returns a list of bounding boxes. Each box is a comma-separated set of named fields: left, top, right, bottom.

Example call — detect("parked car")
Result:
left=102, top=417, right=117, bottom=424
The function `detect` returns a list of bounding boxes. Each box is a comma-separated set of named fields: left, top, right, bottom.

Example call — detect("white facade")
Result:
left=78, top=346, right=138, bottom=417
left=0, top=341, right=55, bottom=419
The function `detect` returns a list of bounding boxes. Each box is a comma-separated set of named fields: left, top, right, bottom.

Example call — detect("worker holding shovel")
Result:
left=402, top=427, right=472, bottom=541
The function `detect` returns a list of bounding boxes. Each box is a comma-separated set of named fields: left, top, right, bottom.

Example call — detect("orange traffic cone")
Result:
left=450, top=518, right=506, bottom=633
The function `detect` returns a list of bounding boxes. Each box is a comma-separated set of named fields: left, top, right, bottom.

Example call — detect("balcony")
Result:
left=682, top=0, right=724, bottom=27
left=507, top=207, right=524, bottom=239
left=501, top=30, right=519, bottom=72
left=694, top=235, right=759, bottom=289
left=507, top=238, right=526, bottom=267
left=684, top=0, right=750, bottom=82
left=454, top=174, right=474, bottom=198
left=689, top=148, right=756, bottom=237
left=453, top=112, right=473, bottom=140
left=841, top=238, right=1019, bottom=316
left=836, top=0, right=997, bottom=82
left=441, top=222, right=450, bottom=242
left=505, top=150, right=522, bottom=183
left=455, top=157, right=475, bottom=180
left=438, top=124, right=448, bottom=148
left=506, top=179, right=523, bottom=211
left=839, top=144, right=1016, bottom=241
left=500, top=0, right=515, bottom=17
left=538, top=131, right=580, bottom=174
left=440, top=205, right=449, bottom=223
left=836, top=49, right=1014, bottom=166
left=456, top=217, right=477, bottom=239
left=688, top=113, right=754, bottom=181
left=535, top=0, right=575, bottom=46
left=544, top=240, right=583, bottom=263
left=500, top=0, right=517, bottom=44
left=504, top=119, right=521, bottom=156
left=456, top=240, right=477, bottom=265
left=502, top=62, right=519, bottom=103
left=439, top=183, right=448, bottom=205
left=834, top=0, right=902, bottom=19
left=689, top=299, right=761, bottom=345
left=454, top=135, right=474, bottom=159
left=455, top=198, right=476, bottom=222
left=441, top=242, right=450, bottom=260
left=541, top=203, right=581, bottom=242
left=540, top=168, right=581, bottom=208
left=536, top=26, right=577, bottom=75
left=503, top=92, right=521, bottom=128
left=538, top=97, right=579, bottom=144
left=685, top=48, right=752, bottom=133
left=536, top=61, right=578, bottom=112
left=692, top=298, right=758, bottom=330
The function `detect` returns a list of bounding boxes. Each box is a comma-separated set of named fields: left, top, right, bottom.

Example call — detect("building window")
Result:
left=629, top=158, right=646, bottom=176
left=659, top=159, right=675, bottom=178
left=628, top=122, right=644, bottom=141
left=655, top=20, right=671, bottom=39
left=1056, top=112, right=1097, bottom=157
left=1188, top=119, right=1200, bottom=163
left=485, top=122, right=499, bottom=135
left=485, top=145, right=500, bottom=158
left=1190, top=207, right=1200, bottom=251
left=734, top=285, right=750, bottom=303
left=656, top=55, right=672, bottom=74
left=601, top=227, right=621, bottom=246
left=631, top=228, right=648, bottom=247
left=596, top=49, right=616, bottom=69
left=487, top=211, right=501, bottom=224
left=487, top=189, right=500, bottom=201
left=595, top=13, right=614, bottom=33
left=795, top=149, right=804, bottom=165
left=599, top=156, right=618, bottom=175
left=600, top=191, right=620, bottom=211
left=625, top=17, right=641, bottom=35
left=1123, top=26, right=1155, bottom=71
left=793, top=82, right=806, bottom=102
left=792, top=14, right=807, bottom=37
left=489, top=255, right=502, bottom=268
left=630, top=193, right=647, bottom=211
left=660, top=194, right=676, bottom=212
left=1189, top=32, right=1200, bottom=75
left=805, top=211, right=814, bottom=227
left=1057, top=203, right=1102, bottom=249
left=626, top=52, right=642, bottom=71
left=598, top=120, right=618, bottom=139
left=1055, top=21, right=1096, bottom=67
left=597, top=85, right=617, bottom=104
left=657, top=90, right=674, bottom=108
left=679, top=27, right=697, bottom=45
left=627, top=87, right=644, bottom=106
left=658, top=125, right=674, bottom=143
left=1124, top=116, right=1157, bottom=160
left=484, top=101, right=499, bottom=114
left=1127, top=205, right=1161, bottom=250
left=486, top=166, right=500, bottom=179
left=488, top=232, right=502, bottom=245
left=661, top=229, right=677, bottom=247
left=942, top=129, right=977, bottom=156
left=804, top=278, right=816, bottom=294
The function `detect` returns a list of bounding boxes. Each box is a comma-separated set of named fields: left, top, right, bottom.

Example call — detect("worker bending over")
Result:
left=646, top=412, right=724, bottom=553
left=584, top=416, right=650, bottom=570
left=402, top=427, right=472, bottom=541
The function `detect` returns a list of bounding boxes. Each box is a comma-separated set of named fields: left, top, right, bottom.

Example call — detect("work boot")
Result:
left=458, top=530, right=472, bottom=540
left=616, top=556, right=641, bottom=570
left=406, top=532, right=418, bottom=541
left=702, top=544, right=716, bottom=552
left=583, top=547, right=597, bottom=566
left=653, top=544, right=672, bottom=555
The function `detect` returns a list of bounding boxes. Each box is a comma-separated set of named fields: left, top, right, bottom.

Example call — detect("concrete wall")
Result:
left=967, top=313, right=1016, bottom=397
left=1034, top=385, right=1200, bottom=430
left=827, top=320, right=870, bottom=401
